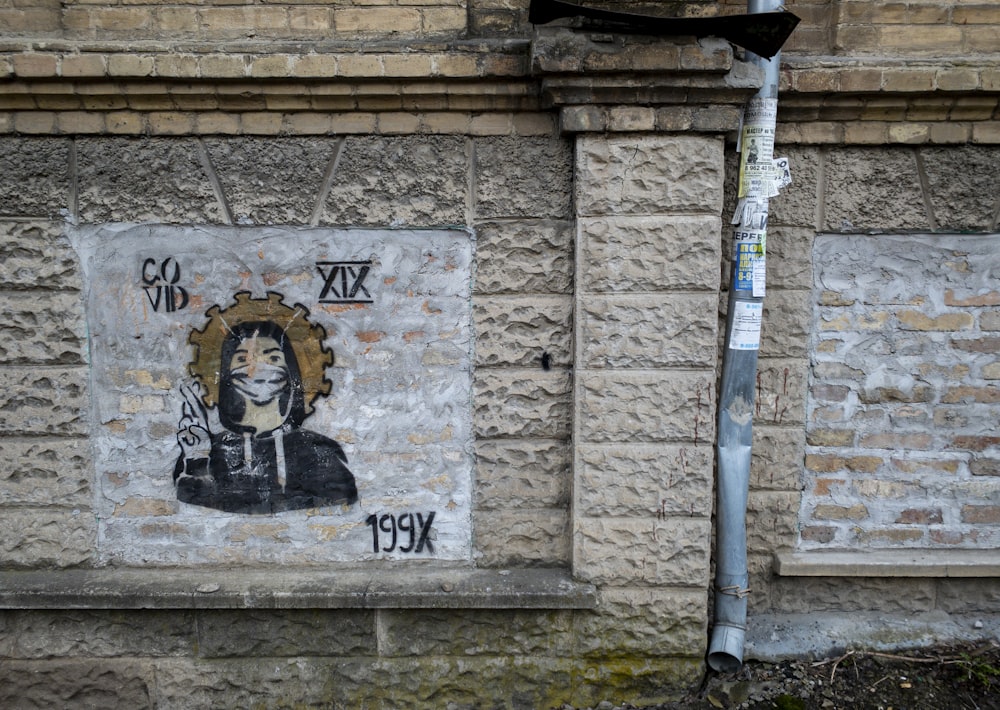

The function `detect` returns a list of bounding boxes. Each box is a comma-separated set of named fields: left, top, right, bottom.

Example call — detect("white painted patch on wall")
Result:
left=74, top=224, right=474, bottom=565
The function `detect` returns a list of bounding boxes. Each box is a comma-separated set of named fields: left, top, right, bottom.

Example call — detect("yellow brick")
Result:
left=953, top=5, right=1000, bottom=24
left=171, top=95, right=220, bottom=111
left=888, top=123, right=929, bottom=144
left=294, top=54, right=337, bottom=77
left=844, top=122, right=889, bottom=144
left=965, top=26, right=1000, bottom=53
left=0, top=113, right=13, bottom=133
left=106, top=111, right=146, bottom=135
left=334, top=7, right=421, bottom=33
left=839, top=68, right=882, bottom=92
left=432, top=53, right=478, bottom=77
left=331, top=112, right=376, bottom=133
left=82, top=95, right=129, bottom=110
left=861, top=98, right=908, bottom=121
left=907, top=3, right=949, bottom=24
left=936, top=68, right=980, bottom=92
left=479, top=54, right=526, bottom=77
left=94, top=7, right=152, bottom=31
left=377, top=111, right=420, bottom=134
left=155, top=54, right=198, bottom=78
left=249, top=55, right=291, bottom=78
left=336, top=54, right=382, bottom=77
left=982, top=70, right=1000, bottom=92
left=108, top=55, right=154, bottom=77
left=36, top=95, right=83, bottom=110
left=0, top=8, right=60, bottom=33
left=195, top=112, right=241, bottom=134
left=14, top=111, right=57, bottom=134
left=148, top=111, right=193, bottom=135
left=421, top=112, right=471, bottom=133
left=513, top=112, right=557, bottom=136
left=13, top=53, right=58, bottom=78
left=972, top=122, right=1000, bottom=145
left=879, top=25, right=963, bottom=51
left=263, top=95, right=310, bottom=111
left=61, top=54, right=106, bottom=77
left=929, top=122, right=969, bottom=144
left=881, top=69, right=935, bottom=92
left=201, top=7, right=288, bottom=33
left=284, top=112, right=333, bottom=134
left=57, top=111, right=105, bottom=134
left=382, top=54, right=433, bottom=78
left=0, top=57, right=11, bottom=79
left=156, top=7, right=199, bottom=32
left=421, top=7, right=466, bottom=33
left=200, top=55, right=247, bottom=79
left=289, top=7, right=332, bottom=31
left=241, top=112, right=283, bottom=135
left=833, top=26, right=878, bottom=53
left=951, top=97, right=999, bottom=121
left=794, top=69, right=840, bottom=93
left=470, top=112, right=513, bottom=135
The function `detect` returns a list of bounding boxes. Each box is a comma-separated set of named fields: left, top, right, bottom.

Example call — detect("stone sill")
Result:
left=775, top=550, right=1000, bottom=578
left=0, top=567, right=597, bottom=611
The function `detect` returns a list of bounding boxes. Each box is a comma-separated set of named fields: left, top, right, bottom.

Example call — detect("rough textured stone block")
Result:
left=474, top=368, right=572, bottom=438
left=753, top=358, right=808, bottom=427
left=474, top=508, right=570, bottom=567
left=762, top=226, right=815, bottom=291
left=77, top=138, right=225, bottom=223
left=473, top=220, right=573, bottom=295
left=0, top=437, right=90, bottom=506
left=0, top=660, right=153, bottom=708
left=577, top=444, right=713, bottom=518
left=750, top=425, right=806, bottom=491
left=823, top=148, right=927, bottom=232
left=205, top=136, right=339, bottom=225
left=579, top=215, right=721, bottom=293
left=771, top=577, right=936, bottom=613
left=475, top=438, right=570, bottom=509
left=761, top=290, right=811, bottom=359
left=0, top=366, right=88, bottom=435
left=197, top=610, right=374, bottom=657
left=475, top=136, right=573, bottom=219
left=922, top=145, right=1000, bottom=231
left=935, top=578, right=1000, bottom=613
left=768, top=145, right=821, bottom=228
left=0, top=508, right=94, bottom=567
left=576, top=135, right=723, bottom=216
left=746, top=491, right=800, bottom=556
left=574, top=517, right=711, bottom=586
left=0, top=221, right=80, bottom=291
left=322, top=135, right=467, bottom=226
left=474, top=294, right=572, bottom=367
left=4, top=610, right=195, bottom=658
left=0, top=291, right=85, bottom=364
left=0, top=137, right=71, bottom=218
left=580, top=293, right=717, bottom=368
left=578, top=371, right=716, bottom=444
left=576, top=588, right=707, bottom=657
left=378, top=608, right=574, bottom=657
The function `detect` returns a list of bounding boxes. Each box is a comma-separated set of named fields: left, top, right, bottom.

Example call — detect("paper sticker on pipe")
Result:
left=738, top=98, right=777, bottom=199
left=729, top=301, right=763, bottom=350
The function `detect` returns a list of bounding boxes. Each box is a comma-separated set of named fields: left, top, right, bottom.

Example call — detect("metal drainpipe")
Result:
left=707, top=0, right=786, bottom=674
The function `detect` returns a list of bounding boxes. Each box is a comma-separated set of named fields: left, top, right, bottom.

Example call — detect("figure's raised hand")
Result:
left=177, top=382, right=216, bottom=459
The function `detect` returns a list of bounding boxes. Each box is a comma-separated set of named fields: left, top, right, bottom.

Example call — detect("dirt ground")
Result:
left=621, top=641, right=1000, bottom=710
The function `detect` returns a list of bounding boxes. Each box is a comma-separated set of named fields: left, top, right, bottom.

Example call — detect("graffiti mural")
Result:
left=175, top=292, right=357, bottom=513
left=74, top=225, right=473, bottom=565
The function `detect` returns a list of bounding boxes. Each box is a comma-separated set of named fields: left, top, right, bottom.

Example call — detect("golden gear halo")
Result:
left=187, top=291, right=334, bottom=414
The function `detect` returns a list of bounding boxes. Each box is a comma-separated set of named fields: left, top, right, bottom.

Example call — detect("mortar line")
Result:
left=913, top=148, right=938, bottom=231
left=815, top=146, right=826, bottom=232
left=196, top=138, right=233, bottom=225
left=310, top=137, right=345, bottom=227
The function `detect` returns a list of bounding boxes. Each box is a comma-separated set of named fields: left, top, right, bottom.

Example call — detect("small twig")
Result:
left=869, top=674, right=892, bottom=690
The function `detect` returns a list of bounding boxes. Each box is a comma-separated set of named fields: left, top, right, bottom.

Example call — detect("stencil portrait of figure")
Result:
left=174, top=291, right=357, bottom=514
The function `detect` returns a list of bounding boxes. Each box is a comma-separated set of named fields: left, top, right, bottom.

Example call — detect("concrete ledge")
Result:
left=747, top=611, right=1000, bottom=661
left=0, top=567, right=597, bottom=610
left=775, top=550, right=1000, bottom=578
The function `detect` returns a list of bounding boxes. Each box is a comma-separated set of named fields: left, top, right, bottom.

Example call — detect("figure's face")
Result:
left=229, top=334, right=289, bottom=406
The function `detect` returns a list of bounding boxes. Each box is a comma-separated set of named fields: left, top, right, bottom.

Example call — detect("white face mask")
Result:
left=230, top=362, right=288, bottom=405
